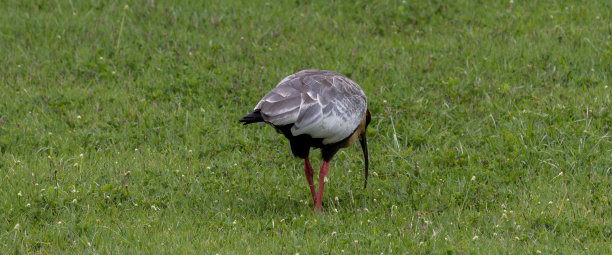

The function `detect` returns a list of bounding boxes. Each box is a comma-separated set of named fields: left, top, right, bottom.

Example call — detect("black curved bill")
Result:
left=359, top=132, right=369, bottom=189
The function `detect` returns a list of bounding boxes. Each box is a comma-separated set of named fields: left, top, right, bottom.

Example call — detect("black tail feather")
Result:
left=239, top=110, right=265, bottom=125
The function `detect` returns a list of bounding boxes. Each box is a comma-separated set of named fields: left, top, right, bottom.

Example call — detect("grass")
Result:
left=0, top=0, right=610, bottom=253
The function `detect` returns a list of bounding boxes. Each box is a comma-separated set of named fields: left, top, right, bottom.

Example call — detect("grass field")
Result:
left=1, top=0, right=611, bottom=253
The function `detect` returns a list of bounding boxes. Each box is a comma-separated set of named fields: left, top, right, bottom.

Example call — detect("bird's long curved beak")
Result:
left=359, top=132, right=369, bottom=189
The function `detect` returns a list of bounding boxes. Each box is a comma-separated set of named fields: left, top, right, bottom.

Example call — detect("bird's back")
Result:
left=254, top=70, right=367, bottom=144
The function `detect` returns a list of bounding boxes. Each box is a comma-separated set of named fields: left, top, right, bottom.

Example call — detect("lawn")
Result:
left=0, top=0, right=610, bottom=253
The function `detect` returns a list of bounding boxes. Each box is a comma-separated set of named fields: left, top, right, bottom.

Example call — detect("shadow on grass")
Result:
left=234, top=186, right=374, bottom=218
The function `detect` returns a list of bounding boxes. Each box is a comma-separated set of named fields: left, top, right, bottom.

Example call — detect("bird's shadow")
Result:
left=236, top=186, right=371, bottom=217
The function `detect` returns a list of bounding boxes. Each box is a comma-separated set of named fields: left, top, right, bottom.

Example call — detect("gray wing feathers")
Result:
left=255, top=87, right=301, bottom=125
left=255, top=70, right=367, bottom=144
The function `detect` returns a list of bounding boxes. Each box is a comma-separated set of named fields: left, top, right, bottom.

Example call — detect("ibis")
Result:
left=240, top=69, right=371, bottom=213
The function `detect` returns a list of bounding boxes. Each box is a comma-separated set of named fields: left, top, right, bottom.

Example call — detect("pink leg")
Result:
left=314, top=161, right=330, bottom=213
left=304, top=158, right=317, bottom=204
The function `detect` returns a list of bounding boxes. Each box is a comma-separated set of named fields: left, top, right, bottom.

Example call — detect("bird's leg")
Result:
left=314, top=161, right=330, bottom=213
left=304, top=158, right=317, bottom=204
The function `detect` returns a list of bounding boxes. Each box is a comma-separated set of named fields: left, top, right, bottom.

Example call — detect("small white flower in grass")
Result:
left=472, top=235, right=479, bottom=240
left=363, top=207, right=369, bottom=213
left=372, top=171, right=378, bottom=177
left=233, top=220, right=237, bottom=225
left=72, top=199, right=77, bottom=203
left=73, top=163, right=79, bottom=167
left=515, top=236, right=520, bottom=240
left=99, top=57, right=104, bottom=60
left=548, top=201, right=553, bottom=205
left=331, top=231, right=337, bottom=236
left=124, top=4, right=129, bottom=10
left=536, top=250, right=541, bottom=254
left=18, top=191, right=22, bottom=196
left=324, top=177, right=329, bottom=183
left=58, top=221, right=63, bottom=225
left=333, top=208, right=338, bottom=213
left=14, top=224, right=20, bottom=230
left=77, top=115, right=81, bottom=119
left=354, top=240, right=358, bottom=244
left=493, top=232, right=498, bottom=236
left=471, top=176, right=476, bottom=182
left=335, top=196, right=339, bottom=201
left=79, top=153, right=84, bottom=157
left=387, top=233, right=391, bottom=237
left=188, top=150, right=192, bottom=153
left=26, top=203, right=31, bottom=207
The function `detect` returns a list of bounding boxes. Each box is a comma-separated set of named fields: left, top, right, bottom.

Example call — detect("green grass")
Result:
left=1, top=0, right=611, bottom=253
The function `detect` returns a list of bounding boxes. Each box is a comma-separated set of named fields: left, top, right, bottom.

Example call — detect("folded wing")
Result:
left=254, top=70, right=366, bottom=144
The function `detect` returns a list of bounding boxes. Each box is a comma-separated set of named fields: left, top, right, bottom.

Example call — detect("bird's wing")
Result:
left=256, top=70, right=367, bottom=144
left=254, top=82, right=302, bottom=126
left=290, top=73, right=367, bottom=144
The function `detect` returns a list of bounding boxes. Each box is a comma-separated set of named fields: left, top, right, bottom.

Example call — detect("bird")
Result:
left=239, top=69, right=371, bottom=213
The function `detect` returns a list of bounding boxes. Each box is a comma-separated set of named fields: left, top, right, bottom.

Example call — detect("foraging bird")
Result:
left=240, top=69, right=371, bottom=213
